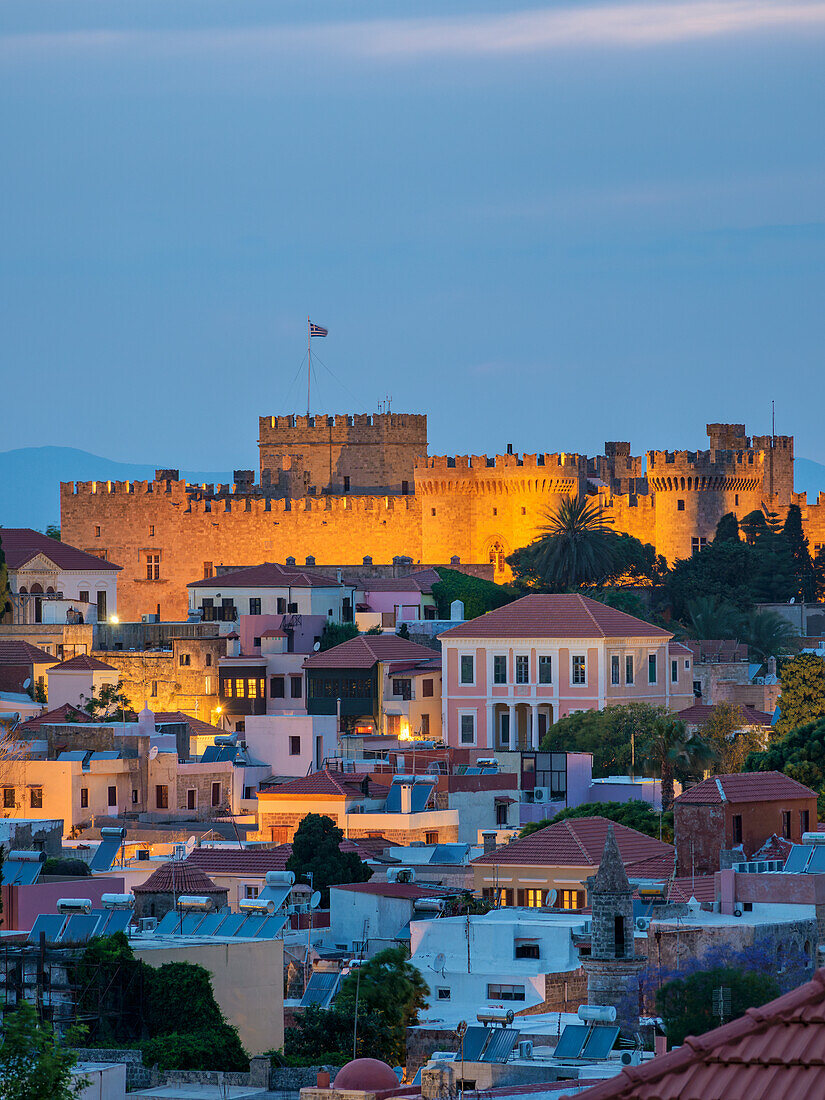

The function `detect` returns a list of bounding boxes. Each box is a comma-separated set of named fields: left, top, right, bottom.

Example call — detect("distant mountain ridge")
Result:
left=0, top=446, right=232, bottom=531
left=2, top=445, right=824, bottom=533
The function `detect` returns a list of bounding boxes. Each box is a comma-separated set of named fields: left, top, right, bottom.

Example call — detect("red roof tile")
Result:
left=133, top=861, right=225, bottom=894
left=0, top=528, right=121, bottom=572
left=675, top=772, right=817, bottom=806
left=332, top=882, right=457, bottom=900
left=187, top=838, right=386, bottom=875
left=665, top=874, right=717, bottom=904
left=49, top=654, right=118, bottom=673
left=625, top=852, right=677, bottom=880
left=0, top=640, right=57, bottom=666
left=567, top=968, right=825, bottom=1100
left=17, top=703, right=92, bottom=730
left=260, top=629, right=288, bottom=638
left=440, top=594, right=672, bottom=640
left=259, top=769, right=389, bottom=799
left=150, top=711, right=224, bottom=737
left=473, top=817, right=673, bottom=868
left=678, top=702, right=773, bottom=727
left=352, top=570, right=441, bottom=594
left=188, top=562, right=342, bottom=589
left=303, top=635, right=439, bottom=670
left=684, top=638, right=749, bottom=664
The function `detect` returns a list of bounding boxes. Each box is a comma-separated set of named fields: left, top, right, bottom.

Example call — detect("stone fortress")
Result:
left=61, top=413, right=825, bottom=622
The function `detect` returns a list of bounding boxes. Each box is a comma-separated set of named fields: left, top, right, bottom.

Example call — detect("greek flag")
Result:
left=309, top=322, right=328, bottom=338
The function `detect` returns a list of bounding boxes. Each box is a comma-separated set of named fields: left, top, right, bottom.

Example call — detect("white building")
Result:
left=187, top=562, right=355, bottom=623
left=2, top=528, right=120, bottom=625
left=328, top=880, right=462, bottom=957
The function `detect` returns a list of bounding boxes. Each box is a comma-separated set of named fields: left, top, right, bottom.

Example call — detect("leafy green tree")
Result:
left=318, top=622, right=360, bottom=651
left=0, top=533, right=11, bottom=624
left=641, top=715, right=696, bottom=811
left=336, top=946, right=429, bottom=1065
left=743, top=610, right=797, bottom=664
left=740, top=509, right=768, bottom=545
left=510, top=496, right=617, bottom=590
left=396, top=621, right=410, bottom=639
left=664, top=539, right=758, bottom=621
left=714, top=512, right=740, bottom=543
left=520, top=800, right=673, bottom=844
left=141, top=1025, right=248, bottom=1071
left=540, top=703, right=669, bottom=777
left=656, top=966, right=778, bottom=1045
left=283, top=1004, right=385, bottom=1065
left=0, top=1001, right=87, bottom=1099
left=815, top=546, right=825, bottom=601
left=44, top=525, right=61, bottom=541
left=431, top=568, right=518, bottom=620
left=364, top=624, right=383, bottom=635
left=74, top=932, right=145, bottom=1044
left=287, top=814, right=372, bottom=906
left=700, top=702, right=765, bottom=774
left=745, top=716, right=825, bottom=814
left=750, top=508, right=796, bottom=603
left=79, top=681, right=133, bottom=721
left=42, top=857, right=91, bottom=877
left=773, top=654, right=825, bottom=736
left=685, top=596, right=742, bottom=641
left=783, top=503, right=816, bottom=602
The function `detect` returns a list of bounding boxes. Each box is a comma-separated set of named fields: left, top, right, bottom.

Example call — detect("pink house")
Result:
left=439, top=594, right=694, bottom=750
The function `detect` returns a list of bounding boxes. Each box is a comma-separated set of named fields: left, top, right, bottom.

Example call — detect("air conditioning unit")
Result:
left=636, top=917, right=650, bottom=931
left=532, top=788, right=546, bottom=803
left=620, top=1051, right=642, bottom=1066
left=518, top=1041, right=533, bottom=1059
left=140, top=917, right=158, bottom=932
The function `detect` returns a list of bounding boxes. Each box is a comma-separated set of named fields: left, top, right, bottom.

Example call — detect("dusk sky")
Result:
left=3, top=0, right=825, bottom=472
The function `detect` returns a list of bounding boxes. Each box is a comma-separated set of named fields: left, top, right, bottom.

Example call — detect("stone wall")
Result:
left=71, top=1048, right=150, bottom=1089
left=95, top=635, right=225, bottom=717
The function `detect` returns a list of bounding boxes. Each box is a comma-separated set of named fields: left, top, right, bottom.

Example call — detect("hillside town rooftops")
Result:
left=473, top=817, right=674, bottom=868
left=674, top=771, right=817, bottom=805
left=440, top=594, right=672, bottom=640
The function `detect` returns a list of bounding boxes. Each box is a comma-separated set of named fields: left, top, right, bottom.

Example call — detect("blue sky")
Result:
left=2, top=0, right=824, bottom=472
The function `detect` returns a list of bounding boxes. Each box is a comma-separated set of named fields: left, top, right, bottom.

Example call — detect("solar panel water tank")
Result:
left=2, top=850, right=46, bottom=886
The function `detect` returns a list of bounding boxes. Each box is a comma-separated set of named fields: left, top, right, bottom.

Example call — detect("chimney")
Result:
left=768, top=656, right=777, bottom=677
left=654, top=1034, right=668, bottom=1057
left=317, top=1071, right=331, bottom=1088
left=400, top=783, right=412, bottom=814
left=482, top=831, right=497, bottom=855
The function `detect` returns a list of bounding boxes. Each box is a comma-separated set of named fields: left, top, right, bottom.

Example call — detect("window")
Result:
left=95, top=525, right=101, bottom=537
left=270, top=676, right=285, bottom=698
left=289, top=736, right=301, bottom=756
left=437, top=988, right=451, bottom=1000
left=287, top=602, right=298, bottom=614
left=648, top=654, right=657, bottom=684
left=211, top=782, right=221, bottom=807
left=515, top=942, right=540, bottom=959
left=96, top=590, right=107, bottom=621
left=611, top=655, right=620, bottom=685
left=614, top=914, right=625, bottom=957
left=30, top=787, right=43, bottom=809
left=402, top=480, right=409, bottom=495
left=487, top=984, right=525, bottom=1002
left=422, top=678, right=434, bottom=698
left=538, top=655, right=552, bottom=684
left=79, top=590, right=89, bottom=604
left=203, top=562, right=213, bottom=579
left=247, top=678, right=258, bottom=699
left=290, top=676, right=303, bottom=699
left=801, top=809, right=811, bottom=834
left=693, top=680, right=702, bottom=696
left=691, top=536, right=708, bottom=555
left=525, top=889, right=544, bottom=908
left=277, top=597, right=286, bottom=614
left=244, top=884, right=259, bottom=899
left=343, top=476, right=351, bottom=491
left=572, top=655, right=586, bottom=685
left=500, top=712, right=510, bottom=745
left=235, top=679, right=245, bottom=697
left=132, top=789, right=139, bottom=804
left=202, top=598, right=215, bottom=621
left=677, top=499, right=685, bottom=511
left=393, top=678, right=412, bottom=700
left=493, top=655, right=507, bottom=684
left=460, top=713, right=475, bottom=745
left=516, top=655, right=529, bottom=684
left=431, top=508, right=436, bottom=516
left=187, top=789, right=197, bottom=810
left=626, top=655, right=634, bottom=685
left=421, top=713, right=430, bottom=736
left=179, top=653, right=191, bottom=667
left=560, top=889, right=583, bottom=910
left=146, top=553, right=160, bottom=580
left=80, top=788, right=88, bottom=809
left=782, top=810, right=792, bottom=839
left=107, top=785, right=117, bottom=807
left=732, top=814, right=743, bottom=844
left=671, top=659, right=678, bottom=683
left=156, top=785, right=169, bottom=809
left=149, top=524, right=155, bottom=536
left=425, top=831, right=439, bottom=845
left=249, top=597, right=261, bottom=615
left=460, top=654, right=474, bottom=684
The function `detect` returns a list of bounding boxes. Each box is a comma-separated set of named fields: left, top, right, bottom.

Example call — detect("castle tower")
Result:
left=582, top=823, right=645, bottom=1030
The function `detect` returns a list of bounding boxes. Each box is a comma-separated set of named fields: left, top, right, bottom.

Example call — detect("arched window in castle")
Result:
left=489, top=542, right=506, bottom=574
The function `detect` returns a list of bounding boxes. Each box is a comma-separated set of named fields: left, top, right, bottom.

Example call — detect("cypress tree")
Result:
left=783, top=503, right=816, bottom=602
left=0, top=533, right=10, bottom=624
left=714, top=512, right=741, bottom=543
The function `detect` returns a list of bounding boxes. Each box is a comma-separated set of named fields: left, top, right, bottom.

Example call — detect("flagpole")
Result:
left=307, top=317, right=311, bottom=417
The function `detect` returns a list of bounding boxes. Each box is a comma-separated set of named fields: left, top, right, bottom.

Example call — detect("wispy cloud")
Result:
left=4, top=1, right=825, bottom=61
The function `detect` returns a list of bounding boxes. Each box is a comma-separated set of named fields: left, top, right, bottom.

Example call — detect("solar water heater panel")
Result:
left=27, top=914, right=66, bottom=944
left=552, top=1025, right=589, bottom=1060
left=581, top=1026, right=620, bottom=1061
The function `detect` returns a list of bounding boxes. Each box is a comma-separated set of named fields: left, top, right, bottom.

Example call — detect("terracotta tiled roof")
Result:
left=440, top=594, right=672, bottom=640
left=678, top=702, right=773, bottom=727
left=259, top=769, right=389, bottom=799
left=472, top=817, right=673, bottom=868
left=133, top=861, right=225, bottom=894
left=0, top=640, right=57, bottom=666
left=151, top=711, right=224, bottom=737
left=568, top=967, right=825, bottom=1100
left=668, top=641, right=693, bottom=655
left=0, top=528, right=121, bottom=572
left=665, top=874, right=717, bottom=904
left=303, top=635, right=439, bottom=670
left=752, top=834, right=795, bottom=862
left=188, top=562, right=342, bottom=589
left=187, top=838, right=388, bottom=875
left=17, top=703, right=92, bottom=730
left=352, top=569, right=441, bottom=594
left=49, top=654, right=118, bottom=673
left=0, top=666, right=33, bottom=694
left=260, top=629, right=288, bottom=638
left=332, top=882, right=457, bottom=900
left=625, top=852, right=677, bottom=880
left=684, top=638, right=749, bottom=663
left=675, top=772, right=817, bottom=805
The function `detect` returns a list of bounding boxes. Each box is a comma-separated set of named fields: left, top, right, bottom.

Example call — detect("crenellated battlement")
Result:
left=418, top=452, right=585, bottom=472
left=259, top=412, right=427, bottom=441
left=647, top=448, right=766, bottom=472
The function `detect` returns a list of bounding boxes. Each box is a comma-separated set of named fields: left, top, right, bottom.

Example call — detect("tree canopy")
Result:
left=431, top=568, right=518, bottom=620
left=744, top=715, right=825, bottom=814
left=78, top=681, right=133, bottom=721
left=0, top=533, right=10, bottom=625
left=520, top=799, right=673, bottom=844
left=282, top=1004, right=386, bottom=1066
left=541, top=703, right=669, bottom=778
left=336, top=946, right=429, bottom=1065
left=0, top=1002, right=86, bottom=1100
left=319, top=622, right=360, bottom=651
left=773, top=654, right=825, bottom=736
left=700, top=702, right=766, bottom=774
left=286, top=813, right=372, bottom=906
left=656, top=966, right=778, bottom=1045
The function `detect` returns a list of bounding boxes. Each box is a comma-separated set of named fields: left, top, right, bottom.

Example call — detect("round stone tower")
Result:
left=582, top=823, right=645, bottom=1032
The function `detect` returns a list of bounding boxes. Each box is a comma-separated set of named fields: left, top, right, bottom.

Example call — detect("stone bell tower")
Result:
left=582, top=823, right=645, bottom=1030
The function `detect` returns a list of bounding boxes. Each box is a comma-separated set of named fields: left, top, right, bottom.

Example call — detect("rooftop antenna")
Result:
left=772, top=399, right=776, bottom=443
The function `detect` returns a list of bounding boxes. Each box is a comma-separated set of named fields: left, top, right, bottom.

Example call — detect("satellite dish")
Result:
left=148, top=745, right=159, bottom=760
left=313, top=641, right=321, bottom=651
left=185, top=836, right=197, bottom=856
left=434, top=952, right=446, bottom=972
left=545, top=889, right=557, bottom=907
left=22, top=678, right=31, bottom=691
left=310, top=890, right=322, bottom=909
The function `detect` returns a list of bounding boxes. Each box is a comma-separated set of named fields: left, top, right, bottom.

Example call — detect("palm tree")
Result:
left=643, top=716, right=714, bottom=811
left=526, top=496, right=617, bottom=589
left=744, top=610, right=798, bottom=664
left=685, top=596, right=742, bottom=641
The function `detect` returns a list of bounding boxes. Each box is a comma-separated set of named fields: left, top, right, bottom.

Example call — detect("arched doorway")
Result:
left=30, top=583, right=43, bottom=624
left=488, top=540, right=506, bottom=577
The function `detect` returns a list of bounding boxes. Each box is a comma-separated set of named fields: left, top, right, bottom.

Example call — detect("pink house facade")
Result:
left=439, top=594, right=695, bottom=750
